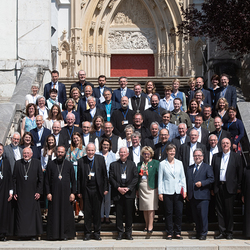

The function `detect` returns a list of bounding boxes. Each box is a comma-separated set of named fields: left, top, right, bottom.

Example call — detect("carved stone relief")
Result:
left=108, top=29, right=157, bottom=53
left=97, top=0, right=104, bottom=10
left=108, top=0, right=115, bottom=9
left=111, top=0, right=153, bottom=27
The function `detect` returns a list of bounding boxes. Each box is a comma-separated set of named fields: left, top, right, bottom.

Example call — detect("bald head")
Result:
left=23, top=147, right=33, bottom=161
left=221, top=138, right=231, bottom=153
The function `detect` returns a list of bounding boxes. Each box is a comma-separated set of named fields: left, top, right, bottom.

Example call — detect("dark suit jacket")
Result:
left=215, top=85, right=237, bottom=108
left=143, top=135, right=158, bottom=150
left=30, top=127, right=51, bottom=153
left=93, top=86, right=112, bottom=99
left=82, top=133, right=97, bottom=146
left=179, top=142, right=208, bottom=173
left=212, top=151, right=243, bottom=194
left=109, top=159, right=138, bottom=201
left=153, top=141, right=171, bottom=162
left=44, top=82, right=67, bottom=104
left=60, top=126, right=83, bottom=150
left=97, top=101, right=121, bottom=120
left=77, top=154, right=108, bottom=199
left=159, top=122, right=179, bottom=142
left=142, top=106, right=165, bottom=129
left=129, top=95, right=147, bottom=113
left=3, top=145, right=23, bottom=173
left=187, top=127, right=209, bottom=146
left=127, top=146, right=143, bottom=164
left=209, top=129, right=231, bottom=151
left=82, top=108, right=106, bottom=123
left=172, top=135, right=190, bottom=157
left=112, top=88, right=135, bottom=103
left=186, top=162, right=214, bottom=200
left=189, top=88, right=212, bottom=106
left=69, top=81, right=94, bottom=97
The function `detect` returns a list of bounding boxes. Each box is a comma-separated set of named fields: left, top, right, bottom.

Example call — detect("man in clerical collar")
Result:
left=201, top=105, right=215, bottom=133
left=3, top=132, right=23, bottom=173
left=154, top=128, right=171, bottom=161
left=132, top=113, right=150, bottom=144
left=128, top=83, right=149, bottom=113
left=13, top=147, right=43, bottom=240
left=143, top=122, right=160, bottom=150
left=82, top=121, right=98, bottom=147
left=208, top=134, right=219, bottom=165
left=128, top=131, right=143, bottom=166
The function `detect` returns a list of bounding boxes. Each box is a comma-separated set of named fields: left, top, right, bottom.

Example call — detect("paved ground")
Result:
left=0, top=239, right=250, bottom=249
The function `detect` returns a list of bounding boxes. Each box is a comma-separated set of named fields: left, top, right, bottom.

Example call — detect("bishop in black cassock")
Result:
left=13, top=147, right=43, bottom=239
left=45, top=146, right=76, bottom=240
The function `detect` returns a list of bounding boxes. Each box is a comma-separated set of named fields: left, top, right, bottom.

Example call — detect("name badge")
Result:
left=99, top=95, right=105, bottom=103
left=36, top=142, right=41, bottom=147
left=73, top=161, right=77, bottom=165
left=121, top=173, right=126, bottom=179
left=90, top=172, right=95, bottom=176
left=81, top=92, right=85, bottom=96
left=142, top=176, right=147, bottom=180
left=107, top=114, right=111, bottom=118
left=122, top=120, right=128, bottom=125
left=68, top=140, right=71, bottom=144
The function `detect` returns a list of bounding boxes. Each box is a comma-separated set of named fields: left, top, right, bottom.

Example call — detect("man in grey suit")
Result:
left=3, top=132, right=23, bottom=173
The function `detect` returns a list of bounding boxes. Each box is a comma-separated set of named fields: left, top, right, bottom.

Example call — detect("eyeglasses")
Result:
left=194, top=155, right=203, bottom=157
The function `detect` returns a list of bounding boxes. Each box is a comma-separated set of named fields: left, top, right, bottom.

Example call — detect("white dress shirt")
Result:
left=209, top=145, right=219, bottom=165
left=132, top=146, right=141, bottom=166
left=220, top=151, right=230, bottom=181
left=189, top=142, right=197, bottom=166
left=194, top=126, right=202, bottom=143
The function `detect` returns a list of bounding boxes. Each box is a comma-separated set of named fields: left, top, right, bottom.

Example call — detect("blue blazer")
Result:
left=189, top=88, right=212, bottom=106
left=215, top=85, right=237, bottom=108
left=159, top=122, right=179, bottom=142
left=186, top=162, right=214, bottom=200
left=44, top=82, right=67, bottom=104
left=158, top=158, right=186, bottom=195
left=30, top=127, right=51, bottom=153
left=112, top=88, right=135, bottom=103
left=93, top=86, right=113, bottom=99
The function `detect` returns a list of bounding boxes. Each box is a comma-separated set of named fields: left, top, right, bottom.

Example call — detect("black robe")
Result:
left=0, top=158, right=13, bottom=236
left=243, top=166, right=250, bottom=238
left=45, top=159, right=76, bottom=240
left=13, top=158, right=43, bottom=237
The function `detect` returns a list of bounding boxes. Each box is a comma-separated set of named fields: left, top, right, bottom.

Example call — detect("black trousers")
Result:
left=163, top=193, right=183, bottom=236
left=84, top=186, right=102, bottom=236
left=215, top=183, right=236, bottom=236
left=190, top=198, right=209, bottom=236
left=115, top=197, right=134, bottom=235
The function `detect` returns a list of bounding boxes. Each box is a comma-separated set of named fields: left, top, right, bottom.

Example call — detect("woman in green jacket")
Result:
left=137, top=146, right=159, bottom=233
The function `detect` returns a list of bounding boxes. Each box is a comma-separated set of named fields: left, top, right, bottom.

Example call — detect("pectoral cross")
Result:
left=88, top=173, right=92, bottom=180
left=24, top=175, right=28, bottom=180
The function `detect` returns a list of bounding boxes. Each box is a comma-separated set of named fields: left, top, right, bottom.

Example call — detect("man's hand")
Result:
left=8, top=194, right=13, bottom=202
left=34, top=193, right=40, bottom=200
left=69, top=194, right=75, bottom=202
left=104, top=191, right=108, bottom=195
left=118, top=187, right=127, bottom=195
left=195, top=181, right=202, bottom=188
left=14, top=194, right=18, bottom=200
left=183, top=192, right=187, bottom=199
left=47, top=194, right=52, bottom=201
left=158, top=194, right=163, bottom=201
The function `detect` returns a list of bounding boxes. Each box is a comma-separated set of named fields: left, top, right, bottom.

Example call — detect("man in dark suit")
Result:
left=188, top=77, right=212, bottom=106
left=127, top=132, right=143, bottom=166
left=97, top=89, right=120, bottom=122
left=112, top=76, right=135, bottom=103
left=77, top=143, right=109, bottom=241
left=153, top=128, right=171, bottom=161
left=93, top=75, right=112, bottom=103
left=60, top=113, right=83, bottom=150
left=215, top=74, right=237, bottom=108
left=44, top=70, right=67, bottom=104
left=143, top=122, right=160, bottom=149
left=30, top=115, right=51, bottom=154
left=172, top=123, right=190, bottom=155
left=111, top=96, right=135, bottom=138
left=82, top=96, right=106, bottom=124
left=109, top=147, right=138, bottom=240
left=207, top=134, right=219, bottom=165
left=210, top=117, right=231, bottom=151
left=69, top=70, right=94, bottom=97
left=159, top=110, right=179, bottom=142
left=187, top=115, right=209, bottom=146
left=82, top=121, right=98, bottom=147
left=186, top=148, right=214, bottom=240
left=212, top=138, right=243, bottom=240
left=143, top=94, right=166, bottom=129
left=179, top=129, right=208, bottom=173
left=3, top=132, right=23, bottom=173
left=128, top=83, right=149, bottom=113
left=51, top=121, right=66, bottom=146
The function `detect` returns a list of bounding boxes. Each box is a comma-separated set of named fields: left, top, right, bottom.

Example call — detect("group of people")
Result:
left=0, top=69, right=248, bottom=242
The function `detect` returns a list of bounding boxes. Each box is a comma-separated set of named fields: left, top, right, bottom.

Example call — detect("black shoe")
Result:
left=0, top=237, right=6, bottom=242
left=31, top=237, right=36, bottom=241
left=199, top=235, right=206, bottom=240
left=166, top=236, right=172, bottom=240
left=125, top=234, right=133, bottom=240
left=175, top=235, right=183, bottom=240
left=143, top=228, right=148, bottom=232
left=63, top=237, right=68, bottom=241
left=147, top=229, right=153, bottom=234
left=94, top=235, right=102, bottom=241
left=214, top=234, right=225, bottom=239
left=83, top=234, right=91, bottom=241
left=116, top=233, right=123, bottom=240
left=226, top=234, right=233, bottom=240
left=191, top=235, right=199, bottom=239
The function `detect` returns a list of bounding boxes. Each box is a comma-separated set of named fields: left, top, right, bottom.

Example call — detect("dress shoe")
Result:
left=0, top=237, right=6, bottom=242
left=94, top=235, right=102, bottom=241
left=147, top=229, right=153, bottom=234
left=191, top=235, right=199, bottom=239
left=116, top=233, right=123, bottom=240
left=166, top=235, right=172, bottom=240
left=143, top=228, right=148, bottom=232
left=83, top=234, right=91, bottom=241
left=226, top=234, right=233, bottom=240
left=199, top=235, right=206, bottom=240
left=175, top=235, right=183, bottom=240
left=125, top=234, right=133, bottom=240
left=214, top=234, right=225, bottom=239
left=31, top=237, right=36, bottom=241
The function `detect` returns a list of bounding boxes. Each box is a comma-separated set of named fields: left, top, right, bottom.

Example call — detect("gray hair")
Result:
left=150, top=121, right=160, bottom=130
left=66, top=112, right=75, bottom=120
left=119, top=146, right=129, bottom=153
left=178, top=123, right=187, bottom=129
left=37, top=96, right=45, bottom=102
left=208, top=134, right=218, bottom=141
left=86, top=142, right=96, bottom=151
left=119, top=76, right=128, bottom=82
left=193, top=148, right=204, bottom=156
left=11, top=132, right=21, bottom=138
left=87, top=96, right=96, bottom=102
left=124, top=124, right=135, bottom=133
left=131, top=131, right=141, bottom=140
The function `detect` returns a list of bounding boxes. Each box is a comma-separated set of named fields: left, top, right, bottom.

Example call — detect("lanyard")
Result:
left=67, top=126, right=74, bottom=138
left=122, top=109, right=129, bottom=120
left=206, top=118, right=210, bottom=130
left=227, top=118, right=236, bottom=129
left=105, top=102, right=112, bottom=114
left=96, top=129, right=102, bottom=137
left=153, top=107, right=160, bottom=116
left=89, top=157, right=95, bottom=172
left=161, top=143, right=168, bottom=154
left=220, top=87, right=228, bottom=97
left=217, top=130, right=222, bottom=141
left=0, top=159, right=2, bottom=169
left=120, top=163, right=127, bottom=174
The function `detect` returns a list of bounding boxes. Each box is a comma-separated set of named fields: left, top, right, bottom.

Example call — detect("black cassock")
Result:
left=243, top=166, right=250, bottom=238
left=45, top=159, right=76, bottom=240
left=0, top=158, right=13, bottom=236
left=13, top=158, right=43, bottom=237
